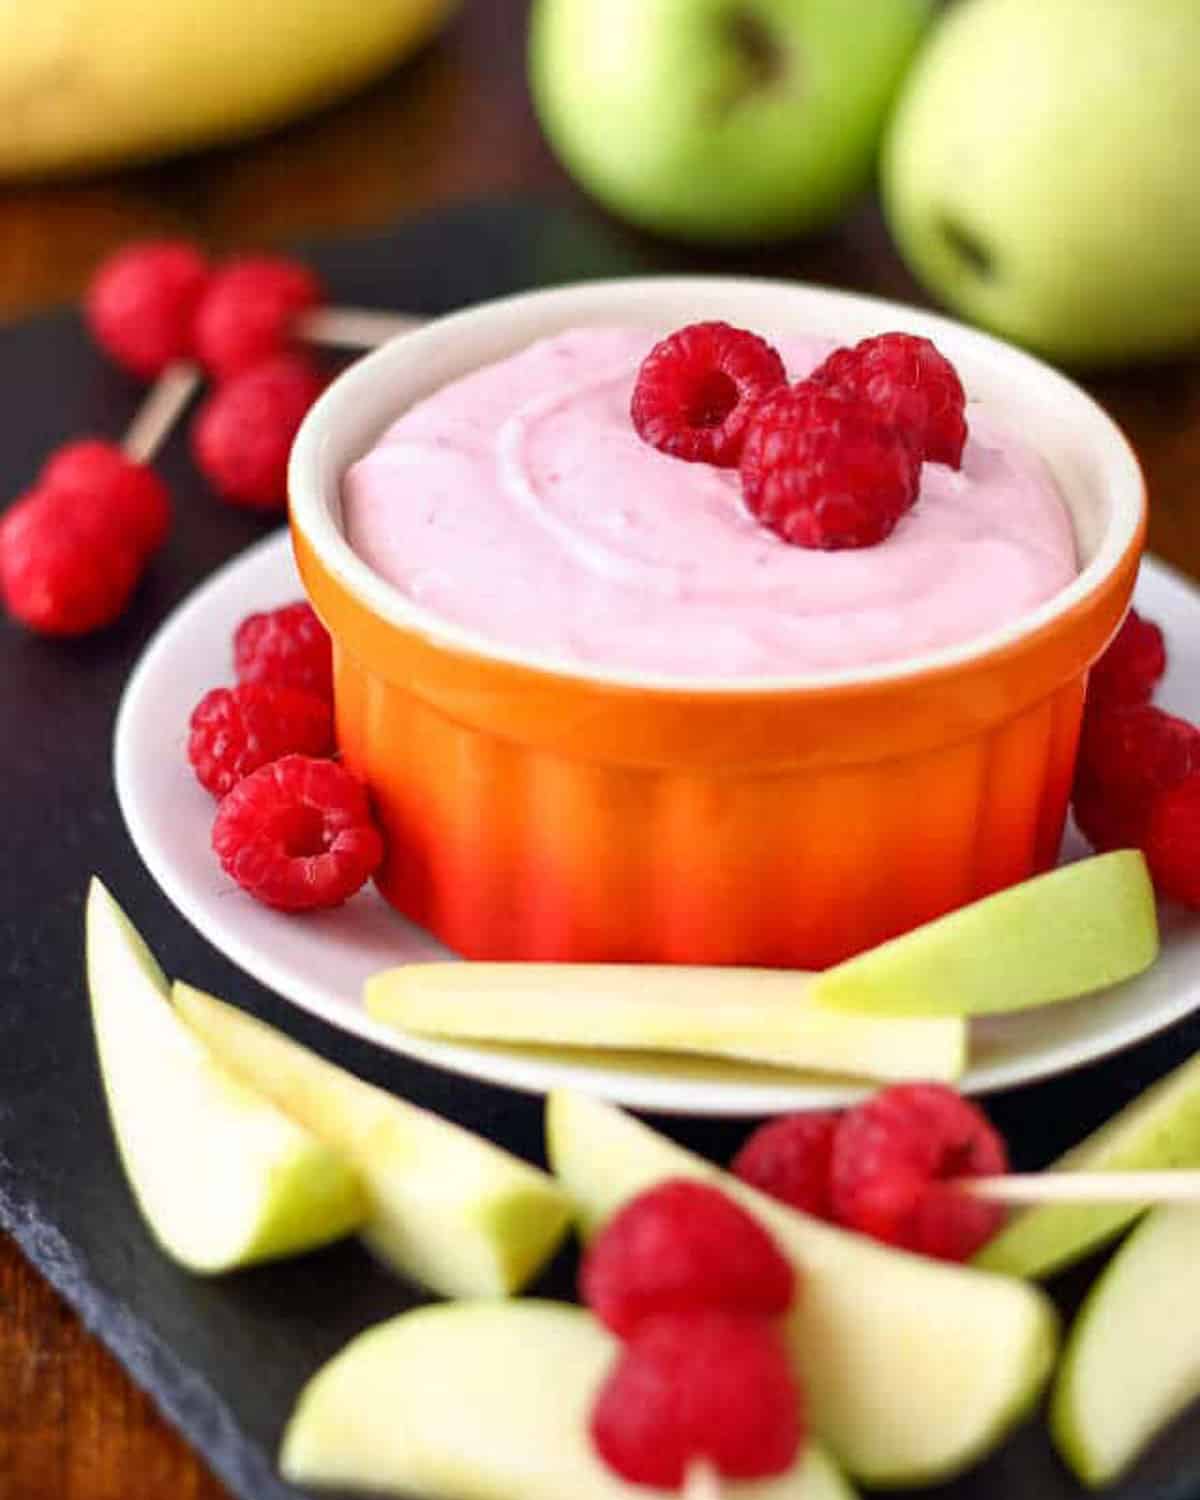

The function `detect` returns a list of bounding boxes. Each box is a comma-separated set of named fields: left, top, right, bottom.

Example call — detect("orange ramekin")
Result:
left=289, top=279, right=1146, bottom=968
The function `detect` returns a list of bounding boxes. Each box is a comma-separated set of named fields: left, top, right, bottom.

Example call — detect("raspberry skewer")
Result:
left=1, top=364, right=196, bottom=636
left=684, top=1462, right=724, bottom=1500
left=961, top=1171, right=1200, bottom=1206
left=87, top=240, right=421, bottom=384
left=86, top=243, right=420, bottom=511
left=191, top=255, right=420, bottom=377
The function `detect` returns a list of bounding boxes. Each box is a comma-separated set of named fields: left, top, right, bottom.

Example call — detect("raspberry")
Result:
left=188, top=683, right=333, bottom=799
left=731, top=1112, right=841, bottom=1219
left=591, top=1311, right=803, bottom=1488
left=41, top=440, right=171, bottom=558
left=193, top=255, right=323, bottom=381
left=1073, top=705, right=1200, bottom=851
left=580, top=1180, right=795, bottom=1339
left=85, top=240, right=210, bottom=379
left=212, top=755, right=383, bottom=911
left=1087, top=608, right=1167, bottom=711
left=631, top=322, right=787, bottom=467
left=813, top=333, right=968, bottom=469
left=192, top=354, right=324, bottom=510
left=1, top=487, right=142, bottom=636
left=1145, top=774, right=1200, bottom=909
left=830, top=1084, right=1009, bottom=1261
left=741, top=383, right=919, bottom=550
left=234, top=600, right=333, bottom=701
left=1070, top=770, right=1142, bottom=853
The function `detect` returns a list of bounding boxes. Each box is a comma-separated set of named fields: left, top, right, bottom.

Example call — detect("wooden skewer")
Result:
left=684, top=1461, right=723, bottom=1500
left=960, top=1171, right=1200, bottom=1206
left=121, top=360, right=203, bottom=465
left=117, top=304, right=419, bottom=468
left=297, top=305, right=423, bottom=350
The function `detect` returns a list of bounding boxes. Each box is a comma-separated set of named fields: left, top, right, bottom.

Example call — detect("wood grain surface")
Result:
left=0, top=2, right=1196, bottom=1497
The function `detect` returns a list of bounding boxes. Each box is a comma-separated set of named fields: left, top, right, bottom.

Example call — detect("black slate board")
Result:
left=2, top=194, right=1200, bottom=1500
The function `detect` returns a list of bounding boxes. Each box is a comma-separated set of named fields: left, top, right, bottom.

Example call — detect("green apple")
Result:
left=172, top=983, right=570, bottom=1299
left=809, top=852, right=1158, bottom=1017
left=85, top=880, right=364, bottom=1273
left=282, top=1299, right=854, bottom=1500
left=546, top=1089, right=1058, bottom=1486
left=976, top=1050, right=1200, bottom=1280
left=1051, top=1204, right=1200, bottom=1486
left=365, top=963, right=966, bottom=1083
left=884, top=0, right=1200, bottom=365
left=529, top=0, right=932, bottom=244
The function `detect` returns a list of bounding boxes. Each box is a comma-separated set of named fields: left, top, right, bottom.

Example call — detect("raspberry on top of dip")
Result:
left=341, top=327, right=1078, bottom=679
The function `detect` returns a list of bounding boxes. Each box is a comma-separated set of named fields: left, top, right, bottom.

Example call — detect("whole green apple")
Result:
left=884, top=0, right=1200, bottom=365
left=528, top=0, right=933, bottom=244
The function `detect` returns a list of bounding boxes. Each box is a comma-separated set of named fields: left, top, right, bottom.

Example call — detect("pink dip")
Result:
left=341, top=327, right=1078, bottom=678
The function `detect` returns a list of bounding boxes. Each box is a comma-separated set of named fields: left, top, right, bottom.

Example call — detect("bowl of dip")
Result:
left=289, top=278, right=1145, bottom=968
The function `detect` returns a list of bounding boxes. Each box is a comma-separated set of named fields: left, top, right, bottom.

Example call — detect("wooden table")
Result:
left=0, top=3, right=1196, bottom=1496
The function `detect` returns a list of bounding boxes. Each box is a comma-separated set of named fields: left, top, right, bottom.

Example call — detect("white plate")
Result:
left=115, top=532, right=1200, bottom=1116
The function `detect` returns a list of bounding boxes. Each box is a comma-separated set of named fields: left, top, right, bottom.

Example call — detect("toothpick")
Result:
left=116, top=305, right=419, bottom=470
left=961, top=1171, right=1200, bottom=1207
left=297, top=306, right=423, bottom=351
left=684, top=1461, right=723, bottom=1500
left=121, top=360, right=203, bottom=465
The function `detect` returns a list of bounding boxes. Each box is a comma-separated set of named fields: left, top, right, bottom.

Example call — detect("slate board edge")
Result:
left=0, top=1169, right=300, bottom=1500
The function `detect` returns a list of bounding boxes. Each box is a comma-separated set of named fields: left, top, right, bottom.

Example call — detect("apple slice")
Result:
left=975, top=1049, right=1200, bottom=1279
left=281, top=1299, right=854, bottom=1500
left=172, top=983, right=570, bottom=1299
left=85, top=880, right=364, bottom=1272
left=1051, top=1204, right=1200, bottom=1486
left=546, top=1089, right=1058, bottom=1487
left=809, top=852, right=1158, bottom=1016
left=365, top=964, right=966, bottom=1083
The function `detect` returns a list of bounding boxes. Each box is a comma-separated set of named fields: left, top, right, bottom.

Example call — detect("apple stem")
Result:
left=297, top=306, right=423, bottom=351
left=683, top=1460, right=723, bottom=1500
left=962, top=1171, right=1200, bottom=1206
left=122, top=360, right=203, bottom=465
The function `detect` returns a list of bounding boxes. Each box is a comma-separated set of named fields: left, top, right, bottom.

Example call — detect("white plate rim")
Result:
left=113, top=531, right=1200, bottom=1117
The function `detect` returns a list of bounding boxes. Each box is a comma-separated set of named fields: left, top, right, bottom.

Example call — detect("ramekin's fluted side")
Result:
left=331, top=640, right=1089, bottom=968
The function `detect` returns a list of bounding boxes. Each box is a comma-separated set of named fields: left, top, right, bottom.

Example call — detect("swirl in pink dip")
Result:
left=342, top=328, right=1078, bottom=678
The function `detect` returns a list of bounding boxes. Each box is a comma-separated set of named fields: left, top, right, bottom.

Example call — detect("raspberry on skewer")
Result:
left=1, top=361, right=198, bottom=636
left=192, top=353, right=326, bottom=510
left=85, top=240, right=211, bottom=380
left=85, top=238, right=421, bottom=407
left=579, top=1179, right=795, bottom=1338
left=192, top=252, right=421, bottom=379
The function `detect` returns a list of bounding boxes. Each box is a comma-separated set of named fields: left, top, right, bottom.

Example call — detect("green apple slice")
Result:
left=1051, top=1204, right=1200, bottom=1486
left=546, top=1089, right=1058, bottom=1487
left=85, top=880, right=364, bottom=1273
left=365, top=963, right=966, bottom=1083
left=172, top=983, right=570, bottom=1299
left=809, top=852, right=1158, bottom=1016
left=975, top=1050, right=1200, bottom=1279
left=281, top=1299, right=854, bottom=1500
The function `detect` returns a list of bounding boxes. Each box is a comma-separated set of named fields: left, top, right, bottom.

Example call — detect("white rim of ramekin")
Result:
left=289, top=276, right=1147, bottom=697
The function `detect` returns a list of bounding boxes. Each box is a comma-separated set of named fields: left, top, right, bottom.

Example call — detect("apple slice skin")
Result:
left=365, top=963, right=967, bottom=1083
left=809, top=852, right=1158, bottom=1017
left=281, top=1300, right=855, bottom=1500
left=1052, top=1204, right=1200, bottom=1487
left=546, top=1089, right=1058, bottom=1488
left=976, top=1049, right=1200, bottom=1280
left=172, top=983, right=571, bottom=1300
left=86, top=881, right=365, bottom=1273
